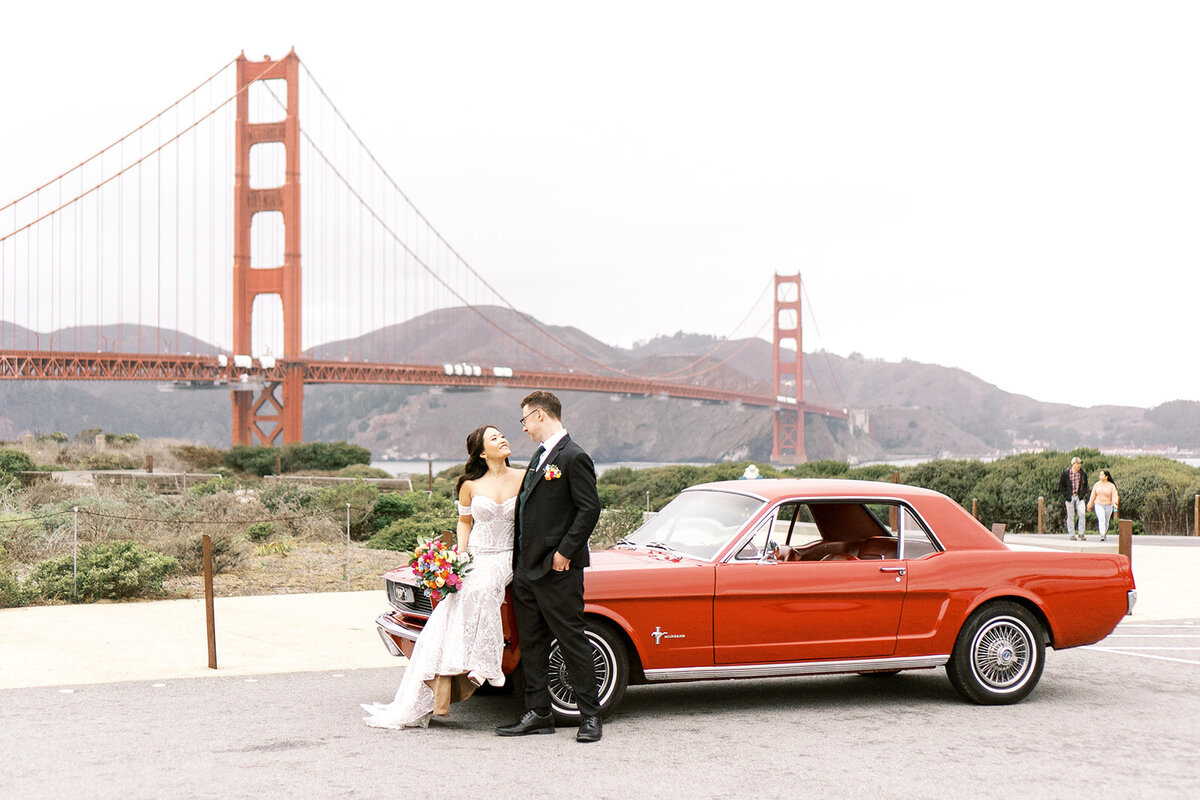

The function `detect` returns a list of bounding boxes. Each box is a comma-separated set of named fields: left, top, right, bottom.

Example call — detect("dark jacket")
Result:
left=1059, top=467, right=1089, bottom=500
left=513, top=433, right=601, bottom=581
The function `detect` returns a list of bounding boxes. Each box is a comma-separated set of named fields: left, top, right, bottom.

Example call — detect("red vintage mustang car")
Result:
left=375, top=479, right=1136, bottom=719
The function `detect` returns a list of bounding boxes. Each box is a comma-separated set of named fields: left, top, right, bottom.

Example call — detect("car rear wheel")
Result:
left=548, top=620, right=629, bottom=723
left=947, top=601, right=1045, bottom=705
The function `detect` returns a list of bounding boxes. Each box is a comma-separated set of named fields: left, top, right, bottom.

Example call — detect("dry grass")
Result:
left=1, top=458, right=412, bottom=602
left=163, top=540, right=405, bottom=598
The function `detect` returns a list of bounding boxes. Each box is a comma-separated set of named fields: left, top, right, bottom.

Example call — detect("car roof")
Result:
left=686, top=478, right=948, bottom=504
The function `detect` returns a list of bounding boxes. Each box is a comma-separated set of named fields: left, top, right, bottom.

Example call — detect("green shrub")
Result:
left=283, top=442, right=371, bottom=472
left=318, top=480, right=381, bottom=540
left=254, top=539, right=294, bottom=556
left=258, top=483, right=321, bottom=513
left=366, top=491, right=457, bottom=551
left=786, top=459, right=851, bottom=478
left=189, top=476, right=233, bottom=496
left=225, top=445, right=280, bottom=476
left=336, top=463, right=393, bottom=479
left=846, top=464, right=903, bottom=482
left=83, top=452, right=138, bottom=470
left=592, top=506, right=645, bottom=549
left=24, top=541, right=180, bottom=603
left=372, top=492, right=417, bottom=531
left=172, top=445, right=227, bottom=471
left=0, top=544, right=27, bottom=608
left=104, top=433, right=140, bottom=446
left=901, top=459, right=990, bottom=506
left=222, top=441, right=372, bottom=477
left=247, top=522, right=277, bottom=542
left=367, top=516, right=454, bottom=553
left=164, top=532, right=242, bottom=575
left=0, top=448, right=36, bottom=485
left=36, top=432, right=68, bottom=443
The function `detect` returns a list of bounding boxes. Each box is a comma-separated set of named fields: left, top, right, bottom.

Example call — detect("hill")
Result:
left=1, top=307, right=1196, bottom=461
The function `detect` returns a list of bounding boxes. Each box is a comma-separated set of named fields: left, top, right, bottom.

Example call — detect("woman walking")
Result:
left=1087, top=469, right=1120, bottom=542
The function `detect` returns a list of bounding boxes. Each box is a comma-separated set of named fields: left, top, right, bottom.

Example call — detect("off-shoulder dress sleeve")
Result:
left=457, top=502, right=472, bottom=516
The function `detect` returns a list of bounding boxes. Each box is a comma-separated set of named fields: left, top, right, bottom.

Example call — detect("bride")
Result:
left=362, top=424, right=522, bottom=729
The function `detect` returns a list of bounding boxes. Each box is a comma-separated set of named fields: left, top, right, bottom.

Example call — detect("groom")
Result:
left=496, top=390, right=603, bottom=743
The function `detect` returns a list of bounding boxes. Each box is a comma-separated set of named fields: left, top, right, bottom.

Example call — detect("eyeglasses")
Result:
left=519, top=408, right=542, bottom=426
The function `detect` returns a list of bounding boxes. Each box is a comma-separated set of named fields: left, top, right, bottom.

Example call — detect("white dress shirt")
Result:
left=536, top=429, right=567, bottom=470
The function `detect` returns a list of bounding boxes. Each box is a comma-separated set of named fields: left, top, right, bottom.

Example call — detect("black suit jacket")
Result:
left=514, top=433, right=601, bottom=581
left=1059, top=468, right=1089, bottom=500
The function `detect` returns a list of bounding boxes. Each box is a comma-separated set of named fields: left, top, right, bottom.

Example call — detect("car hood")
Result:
left=381, top=547, right=706, bottom=586
left=587, top=548, right=709, bottom=571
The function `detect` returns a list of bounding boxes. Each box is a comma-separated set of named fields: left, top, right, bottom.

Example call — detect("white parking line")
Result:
left=1106, top=634, right=1200, bottom=638
left=1094, top=646, right=1200, bottom=650
left=1087, top=647, right=1200, bottom=665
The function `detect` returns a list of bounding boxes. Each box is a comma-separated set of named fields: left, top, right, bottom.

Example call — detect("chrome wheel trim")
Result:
left=969, top=615, right=1036, bottom=693
left=547, top=630, right=616, bottom=715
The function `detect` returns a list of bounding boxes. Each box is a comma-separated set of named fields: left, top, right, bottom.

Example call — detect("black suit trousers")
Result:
left=511, top=565, right=600, bottom=717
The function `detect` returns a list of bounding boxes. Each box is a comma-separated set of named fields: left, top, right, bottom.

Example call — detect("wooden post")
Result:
left=203, top=534, right=217, bottom=669
left=972, top=499, right=978, bottom=519
left=1194, top=494, right=1199, bottom=537
left=1037, top=496, right=1045, bottom=533
left=275, top=454, right=282, bottom=476
left=145, top=454, right=154, bottom=473
left=428, top=459, right=434, bottom=491
left=1118, top=519, right=1133, bottom=567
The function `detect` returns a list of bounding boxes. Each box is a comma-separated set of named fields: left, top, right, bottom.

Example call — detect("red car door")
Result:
left=713, top=558, right=906, bottom=663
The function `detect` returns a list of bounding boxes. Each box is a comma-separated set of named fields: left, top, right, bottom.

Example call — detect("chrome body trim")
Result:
left=643, top=654, right=950, bottom=682
left=376, top=612, right=421, bottom=644
left=1127, top=589, right=1138, bottom=616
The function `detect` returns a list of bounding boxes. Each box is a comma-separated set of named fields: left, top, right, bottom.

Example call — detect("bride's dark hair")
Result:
left=456, top=424, right=507, bottom=495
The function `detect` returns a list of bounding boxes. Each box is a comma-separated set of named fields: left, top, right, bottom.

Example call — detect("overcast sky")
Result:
left=2, top=1, right=1198, bottom=410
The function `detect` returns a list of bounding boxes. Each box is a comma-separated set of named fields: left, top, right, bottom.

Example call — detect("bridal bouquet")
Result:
left=409, top=536, right=472, bottom=603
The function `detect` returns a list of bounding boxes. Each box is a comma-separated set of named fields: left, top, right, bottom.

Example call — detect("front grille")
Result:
left=387, top=578, right=432, bottom=616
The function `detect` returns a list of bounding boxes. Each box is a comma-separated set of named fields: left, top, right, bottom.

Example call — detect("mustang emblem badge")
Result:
left=651, top=626, right=685, bottom=645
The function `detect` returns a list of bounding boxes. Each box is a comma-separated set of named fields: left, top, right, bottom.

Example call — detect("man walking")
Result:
left=496, top=391, right=603, bottom=743
left=1059, top=456, right=1090, bottom=541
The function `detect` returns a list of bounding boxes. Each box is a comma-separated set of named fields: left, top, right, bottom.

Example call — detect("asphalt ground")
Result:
left=1, top=626, right=1197, bottom=799
left=1, top=534, right=1196, bottom=691
left=2, top=535, right=1198, bottom=798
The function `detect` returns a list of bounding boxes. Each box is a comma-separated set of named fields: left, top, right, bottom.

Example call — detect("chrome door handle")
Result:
left=879, top=566, right=906, bottom=576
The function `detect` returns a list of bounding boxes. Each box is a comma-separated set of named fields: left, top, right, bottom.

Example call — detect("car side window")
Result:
left=735, top=515, right=774, bottom=561
left=899, top=507, right=939, bottom=558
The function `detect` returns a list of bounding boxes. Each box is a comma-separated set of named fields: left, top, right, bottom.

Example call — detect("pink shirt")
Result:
left=1089, top=481, right=1119, bottom=507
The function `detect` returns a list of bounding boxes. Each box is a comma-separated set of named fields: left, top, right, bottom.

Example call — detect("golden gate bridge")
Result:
left=0, top=51, right=844, bottom=463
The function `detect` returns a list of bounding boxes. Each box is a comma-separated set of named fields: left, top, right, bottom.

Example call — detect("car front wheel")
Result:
left=547, top=620, right=629, bottom=722
left=947, top=601, right=1045, bottom=705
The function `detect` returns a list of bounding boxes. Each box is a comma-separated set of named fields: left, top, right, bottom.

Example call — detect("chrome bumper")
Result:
left=375, top=612, right=422, bottom=657
left=1127, top=589, right=1138, bottom=616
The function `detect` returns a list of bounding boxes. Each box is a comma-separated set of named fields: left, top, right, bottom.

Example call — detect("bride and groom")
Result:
left=361, top=390, right=605, bottom=743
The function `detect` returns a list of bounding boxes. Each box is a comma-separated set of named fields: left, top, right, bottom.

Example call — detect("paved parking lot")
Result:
left=1086, top=619, right=1200, bottom=665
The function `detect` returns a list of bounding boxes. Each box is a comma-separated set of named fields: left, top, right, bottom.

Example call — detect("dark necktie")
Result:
left=522, top=445, right=545, bottom=491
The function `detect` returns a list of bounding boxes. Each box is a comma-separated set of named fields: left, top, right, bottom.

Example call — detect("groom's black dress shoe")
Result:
left=576, top=715, right=602, bottom=743
left=496, top=710, right=556, bottom=736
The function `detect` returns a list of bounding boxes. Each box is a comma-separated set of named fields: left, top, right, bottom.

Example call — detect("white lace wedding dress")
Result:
left=361, top=494, right=515, bottom=729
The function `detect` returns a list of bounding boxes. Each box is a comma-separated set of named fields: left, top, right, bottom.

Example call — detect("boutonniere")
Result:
left=543, top=464, right=562, bottom=481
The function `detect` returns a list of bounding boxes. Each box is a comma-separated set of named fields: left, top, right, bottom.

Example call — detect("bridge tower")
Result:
left=771, top=273, right=805, bottom=463
left=231, top=51, right=303, bottom=446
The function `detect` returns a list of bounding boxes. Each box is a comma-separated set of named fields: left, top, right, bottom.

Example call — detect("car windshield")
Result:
left=622, top=489, right=764, bottom=560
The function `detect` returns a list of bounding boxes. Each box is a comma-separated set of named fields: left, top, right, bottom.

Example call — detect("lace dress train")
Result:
left=361, top=495, right=514, bottom=729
